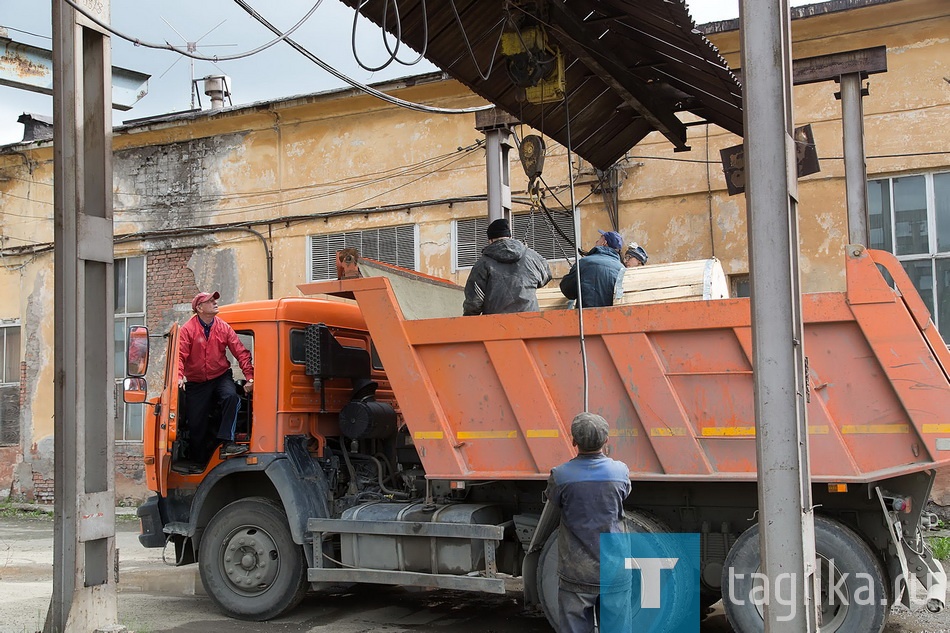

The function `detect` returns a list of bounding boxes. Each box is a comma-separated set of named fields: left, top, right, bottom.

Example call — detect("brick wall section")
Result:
left=115, top=444, right=144, bottom=482
left=146, top=247, right=199, bottom=331
left=32, top=472, right=54, bottom=504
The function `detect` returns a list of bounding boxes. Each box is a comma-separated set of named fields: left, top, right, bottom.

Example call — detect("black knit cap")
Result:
left=487, top=218, right=511, bottom=239
left=571, top=412, right=609, bottom=451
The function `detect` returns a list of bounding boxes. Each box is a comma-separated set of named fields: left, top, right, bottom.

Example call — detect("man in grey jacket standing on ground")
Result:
left=463, top=218, right=552, bottom=315
left=547, top=412, right=631, bottom=633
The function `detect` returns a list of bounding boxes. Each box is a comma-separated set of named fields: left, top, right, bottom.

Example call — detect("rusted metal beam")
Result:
left=0, top=35, right=149, bottom=110
left=792, top=45, right=887, bottom=84
left=543, top=1, right=689, bottom=151
left=730, top=45, right=888, bottom=86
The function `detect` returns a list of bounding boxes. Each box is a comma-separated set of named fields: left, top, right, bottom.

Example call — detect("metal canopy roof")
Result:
left=341, top=0, right=743, bottom=170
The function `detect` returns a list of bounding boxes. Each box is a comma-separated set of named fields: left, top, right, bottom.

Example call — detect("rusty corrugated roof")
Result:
left=341, top=0, right=743, bottom=169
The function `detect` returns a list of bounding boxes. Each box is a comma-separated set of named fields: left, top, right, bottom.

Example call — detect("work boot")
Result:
left=220, top=442, right=248, bottom=457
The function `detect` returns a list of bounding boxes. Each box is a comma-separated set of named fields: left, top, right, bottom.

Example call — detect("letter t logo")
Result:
left=624, top=558, right=679, bottom=608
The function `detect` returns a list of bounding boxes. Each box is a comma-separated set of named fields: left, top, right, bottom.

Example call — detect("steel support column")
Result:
left=738, top=1, right=818, bottom=631
left=840, top=73, right=870, bottom=245
left=48, top=0, right=122, bottom=631
left=484, top=127, right=512, bottom=222
left=475, top=108, right=516, bottom=223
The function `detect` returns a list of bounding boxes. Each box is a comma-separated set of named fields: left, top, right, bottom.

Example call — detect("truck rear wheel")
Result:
left=721, top=515, right=888, bottom=633
left=535, top=510, right=677, bottom=632
left=199, top=496, right=308, bottom=621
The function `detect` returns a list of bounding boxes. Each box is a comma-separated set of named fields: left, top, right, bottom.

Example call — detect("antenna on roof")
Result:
left=158, top=17, right=236, bottom=110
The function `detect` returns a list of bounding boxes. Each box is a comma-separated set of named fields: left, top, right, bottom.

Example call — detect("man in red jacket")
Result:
left=178, top=291, right=254, bottom=460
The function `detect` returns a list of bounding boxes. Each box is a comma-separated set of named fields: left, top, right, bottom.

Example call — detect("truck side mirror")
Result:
left=127, top=325, right=149, bottom=377
left=123, top=377, right=147, bottom=403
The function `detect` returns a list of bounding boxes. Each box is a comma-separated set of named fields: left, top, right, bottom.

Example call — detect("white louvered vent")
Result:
left=455, top=210, right=575, bottom=269
left=308, top=224, right=417, bottom=281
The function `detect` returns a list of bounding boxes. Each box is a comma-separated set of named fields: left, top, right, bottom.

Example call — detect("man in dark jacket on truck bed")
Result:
left=547, top=412, right=631, bottom=633
left=463, top=218, right=552, bottom=316
left=560, top=230, right=625, bottom=308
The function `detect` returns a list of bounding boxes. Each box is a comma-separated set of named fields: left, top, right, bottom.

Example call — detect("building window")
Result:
left=0, top=324, right=21, bottom=446
left=869, top=172, right=950, bottom=340
left=730, top=274, right=751, bottom=298
left=454, top=209, right=576, bottom=269
left=114, top=255, right=146, bottom=442
left=308, top=224, right=417, bottom=282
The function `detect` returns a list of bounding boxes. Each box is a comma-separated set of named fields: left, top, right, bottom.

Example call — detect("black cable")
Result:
left=57, top=0, right=323, bottom=62
left=232, top=0, right=491, bottom=115
left=352, top=0, right=402, bottom=72
left=448, top=0, right=508, bottom=81
left=1, top=25, right=52, bottom=39
left=114, top=141, right=484, bottom=223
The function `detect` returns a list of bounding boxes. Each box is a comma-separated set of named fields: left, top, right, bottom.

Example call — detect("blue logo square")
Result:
left=600, top=532, right=700, bottom=633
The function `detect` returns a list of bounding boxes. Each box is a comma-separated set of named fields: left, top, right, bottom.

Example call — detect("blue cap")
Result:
left=598, top=230, right=623, bottom=251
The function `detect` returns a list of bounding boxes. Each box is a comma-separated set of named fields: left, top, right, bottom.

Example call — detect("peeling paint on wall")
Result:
left=188, top=248, right=240, bottom=305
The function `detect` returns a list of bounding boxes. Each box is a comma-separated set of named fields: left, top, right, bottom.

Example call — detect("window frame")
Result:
left=114, top=255, right=147, bottom=443
left=0, top=322, right=21, bottom=447
left=868, top=171, right=950, bottom=341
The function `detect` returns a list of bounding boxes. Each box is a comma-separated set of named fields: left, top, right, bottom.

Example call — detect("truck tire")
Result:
left=721, top=515, right=888, bottom=633
left=537, top=527, right=561, bottom=631
left=199, top=496, right=308, bottom=621
left=535, top=510, right=678, bottom=632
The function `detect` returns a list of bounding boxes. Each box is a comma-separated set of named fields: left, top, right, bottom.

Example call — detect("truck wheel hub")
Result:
left=221, top=526, right=280, bottom=594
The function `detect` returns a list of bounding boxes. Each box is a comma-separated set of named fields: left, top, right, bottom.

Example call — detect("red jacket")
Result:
left=178, top=316, right=254, bottom=384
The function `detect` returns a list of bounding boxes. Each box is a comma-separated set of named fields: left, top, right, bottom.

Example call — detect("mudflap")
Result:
left=267, top=435, right=333, bottom=569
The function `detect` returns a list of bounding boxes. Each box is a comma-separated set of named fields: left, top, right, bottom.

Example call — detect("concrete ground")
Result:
left=0, top=511, right=947, bottom=633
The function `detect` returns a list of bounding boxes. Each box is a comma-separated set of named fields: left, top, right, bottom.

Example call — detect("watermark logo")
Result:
left=600, top=533, right=701, bottom=633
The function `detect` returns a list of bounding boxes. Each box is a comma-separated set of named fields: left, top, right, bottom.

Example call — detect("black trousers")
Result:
left=184, top=369, right=241, bottom=460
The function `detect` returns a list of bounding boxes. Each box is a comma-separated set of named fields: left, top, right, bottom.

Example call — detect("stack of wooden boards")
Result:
left=346, top=255, right=729, bottom=317
left=537, top=258, right=730, bottom=311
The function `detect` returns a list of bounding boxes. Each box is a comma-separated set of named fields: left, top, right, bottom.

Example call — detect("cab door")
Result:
left=145, top=323, right=180, bottom=496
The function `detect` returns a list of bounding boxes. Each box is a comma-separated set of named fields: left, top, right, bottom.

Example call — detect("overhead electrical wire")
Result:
left=1, top=25, right=52, bottom=40
left=0, top=143, right=486, bottom=238
left=54, top=0, right=492, bottom=114
left=339, top=143, right=476, bottom=212
left=231, top=0, right=492, bottom=115
left=119, top=141, right=484, bottom=224
left=352, top=0, right=429, bottom=71
left=138, top=141, right=482, bottom=212
left=58, top=0, right=325, bottom=62
left=352, top=0, right=403, bottom=72
left=448, top=0, right=508, bottom=81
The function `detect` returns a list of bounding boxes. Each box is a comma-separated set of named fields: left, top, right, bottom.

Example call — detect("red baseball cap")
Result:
left=191, top=291, right=220, bottom=313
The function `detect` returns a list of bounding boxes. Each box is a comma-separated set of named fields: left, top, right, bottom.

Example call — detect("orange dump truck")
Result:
left=132, top=246, right=949, bottom=631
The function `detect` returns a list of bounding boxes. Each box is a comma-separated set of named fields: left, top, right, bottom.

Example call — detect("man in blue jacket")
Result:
left=560, top=230, right=624, bottom=308
left=547, top=412, right=631, bottom=632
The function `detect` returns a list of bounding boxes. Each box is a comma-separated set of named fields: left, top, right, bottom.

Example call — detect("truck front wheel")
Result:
left=199, top=496, right=308, bottom=621
left=721, top=515, right=888, bottom=633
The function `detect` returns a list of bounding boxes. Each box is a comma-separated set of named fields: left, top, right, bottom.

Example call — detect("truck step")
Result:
left=163, top=522, right=190, bottom=536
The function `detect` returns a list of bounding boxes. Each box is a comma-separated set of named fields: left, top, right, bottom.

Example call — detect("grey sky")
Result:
left=0, top=0, right=791, bottom=146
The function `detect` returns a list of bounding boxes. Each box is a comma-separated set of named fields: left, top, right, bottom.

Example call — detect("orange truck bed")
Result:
left=300, top=247, right=950, bottom=483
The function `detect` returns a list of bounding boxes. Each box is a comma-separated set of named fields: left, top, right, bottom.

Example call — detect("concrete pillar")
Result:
left=50, top=0, right=123, bottom=630
left=739, top=0, right=818, bottom=630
